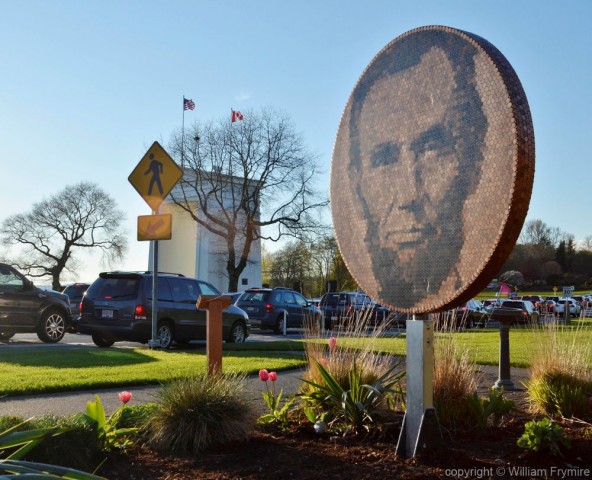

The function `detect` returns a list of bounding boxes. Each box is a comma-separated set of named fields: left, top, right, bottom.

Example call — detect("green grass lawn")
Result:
left=0, top=346, right=306, bottom=396
left=2, top=321, right=591, bottom=396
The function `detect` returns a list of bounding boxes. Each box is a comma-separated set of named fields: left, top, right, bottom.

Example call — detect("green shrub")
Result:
left=526, top=321, right=592, bottom=419
left=517, top=417, right=572, bottom=456
left=144, top=373, right=255, bottom=453
left=467, top=388, right=515, bottom=429
left=527, top=373, right=591, bottom=419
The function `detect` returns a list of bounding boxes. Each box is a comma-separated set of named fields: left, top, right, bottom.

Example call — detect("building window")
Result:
left=242, top=278, right=248, bottom=285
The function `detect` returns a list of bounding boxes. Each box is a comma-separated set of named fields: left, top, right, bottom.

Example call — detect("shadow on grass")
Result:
left=0, top=347, right=159, bottom=368
left=0, top=346, right=306, bottom=370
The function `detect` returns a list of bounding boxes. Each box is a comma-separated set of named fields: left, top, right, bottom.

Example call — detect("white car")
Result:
left=555, top=298, right=581, bottom=318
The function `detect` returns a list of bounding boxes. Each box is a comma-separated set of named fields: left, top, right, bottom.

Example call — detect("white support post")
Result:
left=282, top=310, right=287, bottom=336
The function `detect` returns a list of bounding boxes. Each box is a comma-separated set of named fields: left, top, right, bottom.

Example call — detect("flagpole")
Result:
left=182, top=96, right=186, bottom=168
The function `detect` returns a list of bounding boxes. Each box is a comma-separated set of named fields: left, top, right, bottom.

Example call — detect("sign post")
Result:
left=197, top=295, right=233, bottom=375
left=562, top=286, right=574, bottom=325
left=129, top=141, right=183, bottom=348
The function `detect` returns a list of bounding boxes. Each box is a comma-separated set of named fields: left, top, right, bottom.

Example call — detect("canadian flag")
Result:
left=231, top=109, right=244, bottom=122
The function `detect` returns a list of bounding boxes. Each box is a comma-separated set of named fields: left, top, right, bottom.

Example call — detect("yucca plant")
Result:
left=301, top=356, right=404, bottom=434
left=144, top=372, right=255, bottom=453
left=300, top=313, right=405, bottom=434
left=0, top=419, right=106, bottom=479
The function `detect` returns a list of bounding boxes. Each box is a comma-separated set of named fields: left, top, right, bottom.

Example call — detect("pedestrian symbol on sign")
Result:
left=128, top=142, right=183, bottom=212
left=144, top=153, right=164, bottom=196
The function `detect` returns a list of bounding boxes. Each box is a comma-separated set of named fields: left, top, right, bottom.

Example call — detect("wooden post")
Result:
left=197, top=294, right=232, bottom=375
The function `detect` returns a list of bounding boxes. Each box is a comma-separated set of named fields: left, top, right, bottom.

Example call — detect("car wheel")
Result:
left=157, top=322, right=174, bottom=349
left=92, top=332, right=115, bottom=348
left=227, top=321, right=246, bottom=343
left=37, top=309, right=66, bottom=343
left=0, top=331, right=15, bottom=340
left=273, top=315, right=285, bottom=334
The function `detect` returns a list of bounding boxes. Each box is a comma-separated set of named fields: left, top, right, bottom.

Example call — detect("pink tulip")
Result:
left=259, top=369, right=269, bottom=381
left=118, top=391, right=132, bottom=404
left=328, top=336, right=337, bottom=351
left=268, top=371, right=277, bottom=382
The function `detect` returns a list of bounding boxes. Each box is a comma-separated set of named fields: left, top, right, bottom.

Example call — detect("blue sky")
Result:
left=1, top=1, right=590, bottom=283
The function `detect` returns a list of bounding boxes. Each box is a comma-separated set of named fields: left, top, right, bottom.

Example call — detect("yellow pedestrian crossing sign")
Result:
left=137, top=214, right=172, bottom=241
left=129, top=141, right=183, bottom=212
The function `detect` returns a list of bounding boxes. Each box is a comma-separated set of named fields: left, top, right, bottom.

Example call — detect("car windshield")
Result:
left=240, top=291, right=269, bottom=302
left=502, top=301, right=523, bottom=309
left=87, top=277, right=140, bottom=299
left=63, top=285, right=88, bottom=297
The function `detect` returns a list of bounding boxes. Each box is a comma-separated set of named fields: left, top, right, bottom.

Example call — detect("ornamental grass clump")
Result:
left=432, top=312, right=480, bottom=429
left=301, top=314, right=405, bottom=434
left=525, top=321, right=592, bottom=419
left=144, top=373, right=255, bottom=454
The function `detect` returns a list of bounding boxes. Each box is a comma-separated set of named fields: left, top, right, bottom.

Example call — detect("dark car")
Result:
left=318, top=291, right=394, bottom=329
left=236, top=287, right=322, bottom=333
left=0, top=263, right=73, bottom=343
left=443, top=298, right=487, bottom=329
left=78, top=271, right=250, bottom=348
left=62, top=282, right=91, bottom=330
left=497, top=300, right=539, bottom=324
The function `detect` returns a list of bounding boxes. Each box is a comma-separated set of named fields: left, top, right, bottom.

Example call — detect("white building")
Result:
left=148, top=171, right=262, bottom=293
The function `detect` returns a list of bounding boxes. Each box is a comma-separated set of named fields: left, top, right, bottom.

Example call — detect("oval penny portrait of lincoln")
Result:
left=331, top=25, right=535, bottom=314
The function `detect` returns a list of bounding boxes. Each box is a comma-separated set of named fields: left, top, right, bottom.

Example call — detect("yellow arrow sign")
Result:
left=129, top=141, right=183, bottom=212
left=137, top=214, right=172, bottom=241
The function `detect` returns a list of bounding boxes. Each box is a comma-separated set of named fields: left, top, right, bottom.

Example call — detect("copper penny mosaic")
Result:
left=331, top=25, right=535, bottom=313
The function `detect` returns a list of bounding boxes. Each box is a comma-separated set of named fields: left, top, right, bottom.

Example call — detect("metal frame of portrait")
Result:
left=331, top=25, right=535, bottom=314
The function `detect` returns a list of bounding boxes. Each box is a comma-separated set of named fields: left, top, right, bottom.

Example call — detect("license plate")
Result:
left=102, top=309, right=114, bottom=318
left=246, top=307, right=254, bottom=311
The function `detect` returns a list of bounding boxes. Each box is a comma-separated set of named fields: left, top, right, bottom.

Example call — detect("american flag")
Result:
left=183, top=98, right=195, bottom=111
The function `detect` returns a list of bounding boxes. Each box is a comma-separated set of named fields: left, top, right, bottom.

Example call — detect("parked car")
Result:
left=62, top=282, right=91, bottom=331
left=520, top=295, right=544, bottom=312
left=543, top=299, right=557, bottom=314
left=555, top=298, right=581, bottom=318
left=236, top=287, right=322, bottom=333
left=445, top=298, right=487, bottom=328
left=497, top=299, right=539, bottom=324
left=78, top=271, right=250, bottom=348
left=317, top=291, right=394, bottom=329
left=0, top=263, right=73, bottom=343
left=226, top=292, right=243, bottom=305
left=482, top=298, right=503, bottom=313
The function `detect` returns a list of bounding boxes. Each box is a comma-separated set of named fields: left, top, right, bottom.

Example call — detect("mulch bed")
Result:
left=99, top=394, right=592, bottom=479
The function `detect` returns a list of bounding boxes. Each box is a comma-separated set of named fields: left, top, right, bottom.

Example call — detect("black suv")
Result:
left=78, top=271, right=250, bottom=348
left=0, top=263, right=73, bottom=343
left=236, top=287, right=321, bottom=333
left=318, top=291, right=393, bottom=329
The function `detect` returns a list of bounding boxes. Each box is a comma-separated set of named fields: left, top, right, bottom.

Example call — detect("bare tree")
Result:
left=0, top=182, right=127, bottom=290
left=169, top=109, right=329, bottom=292
left=519, top=219, right=555, bottom=246
left=581, top=235, right=592, bottom=252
